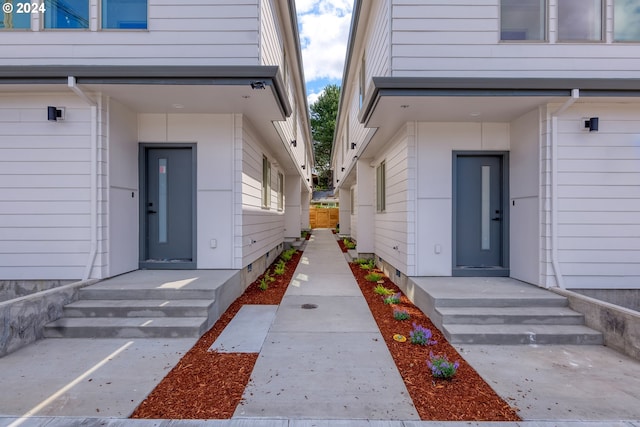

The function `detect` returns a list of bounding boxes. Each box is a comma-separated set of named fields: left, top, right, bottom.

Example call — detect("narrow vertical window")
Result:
left=350, top=187, right=355, bottom=214
left=158, top=158, right=168, bottom=243
left=1, top=1, right=31, bottom=29
left=376, top=161, right=386, bottom=213
left=481, top=166, right=491, bottom=250
left=262, top=156, right=271, bottom=209
left=500, top=0, right=546, bottom=40
left=614, top=0, right=640, bottom=41
left=558, top=0, right=603, bottom=41
left=102, top=0, right=147, bottom=29
left=277, top=172, right=284, bottom=212
left=44, top=0, right=89, bottom=29
left=359, top=55, right=366, bottom=108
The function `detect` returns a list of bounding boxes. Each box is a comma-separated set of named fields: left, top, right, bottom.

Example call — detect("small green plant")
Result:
left=281, top=248, right=297, bottom=262
left=409, top=322, right=437, bottom=346
left=427, top=352, right=459, bottom=379
left=373, top=284, right=395, bottom=296
left=393, top=308, right=410, bottom=321
left=364, top=272, right=383, bottom=282
left=359, top=259, right=376, bottom=270
left=383, top=292, right=401, bottom=305
left=258, top=271, right=275, bottom=291
left=273, top=259, right=286, bottom=275
left=343, top=238, right=356, bottom=250
left=301, top=230, right=310, bottom=239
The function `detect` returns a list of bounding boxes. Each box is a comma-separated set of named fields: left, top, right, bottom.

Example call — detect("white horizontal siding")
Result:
left=390, top=0, right=640, bottom=79
left=550, top=103, right=640, bottom=288
left=0, top=1, right=260, bottom=66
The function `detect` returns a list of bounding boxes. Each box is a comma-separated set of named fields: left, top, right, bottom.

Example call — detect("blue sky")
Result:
left=295, top=0, right=353, bottom=105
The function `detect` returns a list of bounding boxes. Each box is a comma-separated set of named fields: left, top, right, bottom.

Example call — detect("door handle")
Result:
left=492, top=217, right=501, bottom=221
left=148, top=210, right=157, bottom=214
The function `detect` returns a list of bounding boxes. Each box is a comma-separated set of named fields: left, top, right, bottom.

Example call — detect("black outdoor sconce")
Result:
left=48, top=106, right=64, bottom=121
left=585, top=117, right=599, bottom=132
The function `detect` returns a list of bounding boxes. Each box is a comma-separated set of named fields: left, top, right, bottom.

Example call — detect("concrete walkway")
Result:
left=1, top=229, right=640, bottom=426
left=233, top=229, right=419, bottom=420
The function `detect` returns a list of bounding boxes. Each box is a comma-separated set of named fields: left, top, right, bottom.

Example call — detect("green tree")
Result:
left=310, top=84, right=340, bottom=189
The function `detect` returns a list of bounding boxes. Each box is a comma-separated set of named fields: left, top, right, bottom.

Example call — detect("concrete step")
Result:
left=63, top=299, right=213, bottom=318
left=43, top=317, right=207, bottom=339
left=444, top=324, right=604, bottom=345
left=438, top=306, right=584, bottom=325
left=434, top=295, right=568, bottom=308
left=78, top=287, right=216, bottom=301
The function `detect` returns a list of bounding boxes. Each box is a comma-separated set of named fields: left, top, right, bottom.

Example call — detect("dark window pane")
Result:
left=501, top=0, right=546, bottom=41
left=102, top=0, right=147, bottom=29
left=558, top=0, right=602, bottom=41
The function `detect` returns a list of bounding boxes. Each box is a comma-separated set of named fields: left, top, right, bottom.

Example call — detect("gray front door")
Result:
left=454, top=154, right=508, bottom=275
left=140, top=146, right=195, bottom=269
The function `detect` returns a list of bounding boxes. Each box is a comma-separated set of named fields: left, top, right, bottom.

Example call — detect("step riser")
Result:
left=43, top=326, right=204, bottom=339
left=442, top=314, right=584, bottom=325
left=79, top=289, right=216, bottom=300
left=446, top=332, right=604, bottom=346
left=435, top=298, right=568, bottom=308
left=63, top=306, right=210, bottom=318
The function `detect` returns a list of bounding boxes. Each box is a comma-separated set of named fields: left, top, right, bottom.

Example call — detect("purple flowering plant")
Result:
left=427, top=352, right=460, bottom=379
left=383, top=292, right=402, bottom=305
left=409, top=322, right=437, bottom=345
left=393, top=308, right=410, bottom=320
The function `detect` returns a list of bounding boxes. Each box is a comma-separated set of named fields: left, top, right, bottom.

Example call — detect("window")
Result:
left=359, top=55, right=366, bottom=108
left=350, top=187, right=355, bottom=214
left=376, top=161, right=386, bottom=213
left=44, top=0, right=89, bottom=29
left=102, top=0, right=147, bottom=29
left=277, top=172, right=284, bottom=212
left=1, top=1, right=30, bottom=29
left=262, top=156, right=271, bottom=209
left=558, top=0, right=603, bottom=41
left=614, top=0, right=640, bottom=41
left=500, top=0, right=546, bottom=41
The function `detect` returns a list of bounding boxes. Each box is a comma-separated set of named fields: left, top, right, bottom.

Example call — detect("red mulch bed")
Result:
left=349, top=262, right=521, bottom=421
left=130, top=250, right=302, bottom=419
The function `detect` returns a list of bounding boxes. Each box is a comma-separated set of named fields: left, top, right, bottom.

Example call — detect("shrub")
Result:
left=343, top=238, right=356, bottom=249
left=364, top=272, right=383, bottom=282
left=393, top=308, right=410, bottom=321
left=427, top=352, right=459, bottom=379
left=258, top=271, right=275, bottom=291
left=373, top=284, right=395, bottom=296
left=409, top=323, right=437, bottom=346
left=383, top=292, right=402, bottom=305
left=281, top=248, right=297, bottom=262
left=273, top=259, right=286, bottom=275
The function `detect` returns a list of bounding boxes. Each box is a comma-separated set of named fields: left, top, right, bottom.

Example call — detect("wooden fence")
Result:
left=309, top=206, right=339, bottom=229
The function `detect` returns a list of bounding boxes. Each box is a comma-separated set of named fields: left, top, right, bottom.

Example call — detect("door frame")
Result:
left=138, top=143, right=197, bottom=270
left=451, top=151, right=510, bottom=277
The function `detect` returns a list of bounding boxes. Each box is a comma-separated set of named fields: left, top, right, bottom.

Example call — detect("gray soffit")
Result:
left=0, top=65, right=292, bottom=117
left=359, top=76, right=640, bottom=124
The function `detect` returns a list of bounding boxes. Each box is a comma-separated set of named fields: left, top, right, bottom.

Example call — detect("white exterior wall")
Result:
left=108, top=98, right=139, bottom=277
left=284, top=175, right=301, bottom=238
left=239, top=117, right=285, bottom=267
left=415, top=122, right=510, bottom=276
left=0, top=1, right=260, bottom=66
left=390, top=0, right=640, bottom=79
left=138, top=113, right=237, bottom=269
left=541, top=102, right=640, bottom=289
left=373, top=124, right=416, bottom=276
left=509, top=108, right=542, bottom=285
left=354, top=160, right=375, bottom=253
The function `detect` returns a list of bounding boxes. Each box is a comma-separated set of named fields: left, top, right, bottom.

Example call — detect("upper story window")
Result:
left=44, top=0, right=89, bottom=29
left=358, top=55, right=366, bottom=108
left=557, top=0, right=603, bottom=41
left=614, top=0, right=640, bottom=41
left=1, top=1, right=31, bottom=29
left=262, top=156, right=271, bottom=209
left=500, top=0, right=546, bottom=41
left=376, top=161, right=386, bottom=213
left=102, top=0, right=147, bottom=29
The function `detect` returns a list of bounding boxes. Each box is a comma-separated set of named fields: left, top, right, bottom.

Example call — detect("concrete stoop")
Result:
left=43, top=270, right=241, bottom=339
left=405, top=277, right=604, bottom=346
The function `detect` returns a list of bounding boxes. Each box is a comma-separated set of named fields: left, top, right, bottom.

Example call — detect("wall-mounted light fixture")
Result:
left=353, top=155, right=358, bottom=161
left=341, top=167, right=345, bottom=171
left=291, top=140, right=297, bottom=147
left=301, top=164, right=306, bottom=170
left=350, top=142, right=357, bottom=150
left=585, top=117, right=599, bottom=132
left=47, top=106, right=65, bottom=121
left=250, top=81, right=266, bottom=90
left=336, top=179, right=340, bottom=183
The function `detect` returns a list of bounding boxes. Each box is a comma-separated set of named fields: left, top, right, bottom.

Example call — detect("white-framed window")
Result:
left=350, top=187, right=355, bottom=214
left=500, top=0, right=546, bottom=41
left=44, top=0, right=90, bottom=29
left=614, top=0, right=640, bottom=41
left=277, top=172, right=284, bottom=212
left=359, top=54, right=366, bottom=108
left=102, top=0, right=147, bottom=29
left=262, top=156, right=271, bottom=209
left=376, top=161, right=386, bottom=213
left=557, top=0, right=603, bottom=41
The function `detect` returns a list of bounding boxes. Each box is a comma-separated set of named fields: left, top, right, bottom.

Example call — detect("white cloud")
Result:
left=296, top=0, right=353, bottom=83
left=307, top=88, right=323, bottom=106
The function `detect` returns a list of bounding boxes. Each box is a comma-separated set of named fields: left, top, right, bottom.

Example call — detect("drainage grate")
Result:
left=301, top=303, right=318, bottom=309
